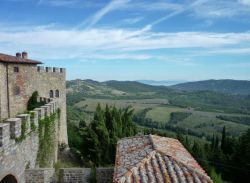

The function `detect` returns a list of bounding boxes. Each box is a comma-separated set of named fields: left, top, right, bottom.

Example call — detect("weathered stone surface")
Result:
left=0, top=54, right=67, bottom=182
left=96, top=168, right=114, bottom=183
left=4, top=118, right=21, bottom=139
left=25, top=168, right=55, bottom=183
left=0, top=132, right=39, bottom=183
left=16, top=114, right=31, bottom=134
left=0, top=62, right=68, bottom=144
left=59, top=168, right=91, bottom=183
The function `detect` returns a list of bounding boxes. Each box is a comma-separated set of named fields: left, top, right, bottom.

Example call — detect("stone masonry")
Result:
left=59, top=168, right=114, bottom=183
left=0, top=98, right=59, bottom=183
left=25, top=169, right=55, bottom=183
left=0, top=54, right=68, bottom=145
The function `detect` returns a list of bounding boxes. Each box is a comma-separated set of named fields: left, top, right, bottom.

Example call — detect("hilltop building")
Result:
left=0, top=52, right=68, bottom=183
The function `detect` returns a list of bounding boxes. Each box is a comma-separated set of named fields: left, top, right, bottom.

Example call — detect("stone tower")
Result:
left=0, top=52, right=68, bottom=144
left=0, top=52, right=68, bottom=182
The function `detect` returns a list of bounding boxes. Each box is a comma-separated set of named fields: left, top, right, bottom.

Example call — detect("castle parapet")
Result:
left=34, top=108, right=45, bottom=120
left=16, top=114, right=31, bottom=135
left=4, top=118, right=21, bottom=139
left=29, top=111, right=39, bottom=128
left=45, top=103, right=54, bottom=114
left=0, top=98, right=59, bottom=151
left=37, top=66, right=65, bottom=74
left=41, top=105, right=50, bottom=117
left=0, top=123, right=10, bottom=148
left=37, top=66, right=45, bottom=72
left=45, top=67, right=52, bottom=72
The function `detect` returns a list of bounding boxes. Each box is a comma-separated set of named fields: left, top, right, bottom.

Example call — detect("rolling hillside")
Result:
left=67, top=79, right=250, bottom=114
left=170, top=79, right=250, bottom=95
left=67, top=79, right=250, bottom=150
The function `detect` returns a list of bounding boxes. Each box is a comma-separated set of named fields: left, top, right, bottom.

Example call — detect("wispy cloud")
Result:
left=38, top=0, right=79, bottom=7
left=1, top=24, right=250, bottom=61
left=80, top=0, right=131, bottom=28
left=144, top=0, right=209, bottom=30
left=124, top=17, right=143, bottom=25
left=239, top=0, right=250, bottom=6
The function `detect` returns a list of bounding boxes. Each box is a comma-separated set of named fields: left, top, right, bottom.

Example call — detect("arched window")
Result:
left=56, top=90, right=59, bottom=98
left=49, top=90, right=54, bottom=98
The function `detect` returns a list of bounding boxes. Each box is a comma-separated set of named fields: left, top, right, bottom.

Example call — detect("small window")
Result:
left=55, top=90, right=59, bottom=98
left=14, top=67, right=19, bottom=73
left=14, top=86, right=20, bottom=95
left=49, top=90, right=54, bottom=98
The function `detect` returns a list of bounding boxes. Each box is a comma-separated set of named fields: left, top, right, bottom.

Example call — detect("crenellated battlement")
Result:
left=37, top=66, right=65, bottom=74
left=0, top=98, right=59, bottom=150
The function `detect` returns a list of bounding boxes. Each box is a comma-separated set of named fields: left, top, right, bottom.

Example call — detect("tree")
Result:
left=221, top=126, right=226, bottom=153
left=232, top=129, right=250, bottom=182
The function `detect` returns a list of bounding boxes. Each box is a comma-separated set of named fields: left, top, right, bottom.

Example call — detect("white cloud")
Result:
left=239, top=0, right=250, bottom=6
left=1, top=24, right=250, bottom=61
left=124, top=17, right=143, bottom=25
left=80, top=0, right=131, bottom=28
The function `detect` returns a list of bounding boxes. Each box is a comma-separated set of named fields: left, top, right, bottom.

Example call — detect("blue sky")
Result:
left=0, top=0, right=250, bottom=81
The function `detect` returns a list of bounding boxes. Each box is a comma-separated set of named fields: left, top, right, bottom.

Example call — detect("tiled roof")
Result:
left=113, top=135, right=213, bottom=183
left=0, top=53, right=42, bottom=64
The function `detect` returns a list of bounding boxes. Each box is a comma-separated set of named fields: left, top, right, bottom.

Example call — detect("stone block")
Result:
left=45, top=104, right=53, bottom=114
left=4, top=118, right=22, bottom=139
left=41, top=105, right=50, bottom=117
left=29, top=111, right=39, bottom=128
left=16, top=114, right=31, bottom=134
left=96, top=167, right=114, bottom=183
left=59, top=168, right=91, bottom=183
left=25, top=168, right=55, bottom=183
left=34, top=108, right=45, bottom=120
left=0, top=123, right=10, bottom=147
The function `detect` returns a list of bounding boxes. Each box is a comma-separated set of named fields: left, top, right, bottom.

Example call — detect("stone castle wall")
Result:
left=0, top=63, right=68, bottom=144
left=0, top=99, right=59, bottom=183
left=0, top=63, right=8, bottom=122
left=59, top=168, right=114, bottom=183
left=25, top=168, right=55, bottom=183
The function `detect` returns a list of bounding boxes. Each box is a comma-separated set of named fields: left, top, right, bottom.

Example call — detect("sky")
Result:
left=0, top=0, right=250, bottom=81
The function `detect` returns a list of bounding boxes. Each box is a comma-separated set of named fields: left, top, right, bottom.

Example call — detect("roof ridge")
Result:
left=155, top=150, right=213, bottom=182
left=117, top=150, right=157, bottom=183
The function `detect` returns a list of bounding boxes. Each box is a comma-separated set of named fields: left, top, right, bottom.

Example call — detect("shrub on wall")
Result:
left=27, top=91, right=46, bottom=111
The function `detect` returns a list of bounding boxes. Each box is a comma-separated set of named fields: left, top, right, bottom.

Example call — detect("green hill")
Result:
left=67, top=79, right=250, bottom=114
left=170, top=79, right=250, bottom=95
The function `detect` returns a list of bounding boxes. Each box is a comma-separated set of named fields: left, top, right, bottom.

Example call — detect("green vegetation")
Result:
left=168, top=112, right=192, bottom=124
left=27, top=91, right=46, bottom=111
left=37, top=112, right=58, bottom=167
left=216, top=115, right=250, bottom=125
left=15, top=119, right=28, bottom=142
left=68, top=104, right=137, bottom=166
left=66, top=79, right=250, bottom=182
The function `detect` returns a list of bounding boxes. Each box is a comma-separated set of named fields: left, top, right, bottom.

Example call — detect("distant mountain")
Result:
left=137, top=80, right=187, bottom=86
left=66, top=79, right=175, bottom=99
left=170, top=79, right=250, bottom=95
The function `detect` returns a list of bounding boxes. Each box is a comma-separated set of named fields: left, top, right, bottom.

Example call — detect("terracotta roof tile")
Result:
left=113, top=135, right=213, bottom=183
left=0, top=53, right=42, bottom=64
